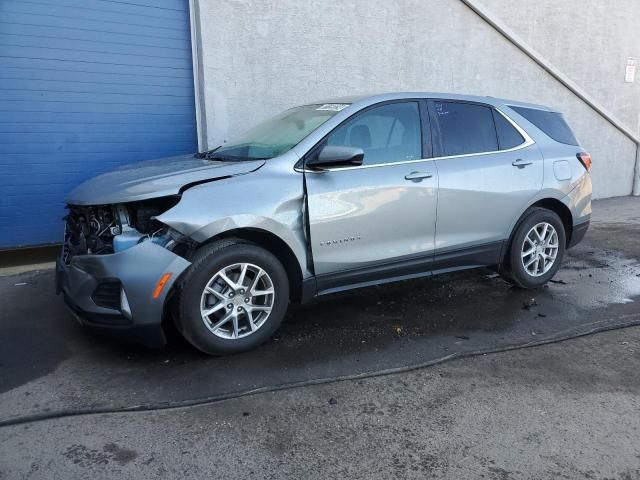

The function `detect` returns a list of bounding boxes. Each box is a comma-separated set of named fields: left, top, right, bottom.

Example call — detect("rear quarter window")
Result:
left=510, top=106, right=579, bottom=146
left=493, top=110, right=525, bottom=150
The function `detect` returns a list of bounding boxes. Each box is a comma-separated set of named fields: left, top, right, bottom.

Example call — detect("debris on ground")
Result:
left=522, top=298, right=538, bottom=311
left=328, top=398, right=337, bottom=405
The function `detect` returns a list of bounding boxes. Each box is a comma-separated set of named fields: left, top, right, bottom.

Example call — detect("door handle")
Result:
left=512, top=159, right=533, bottom=169
left=404, top=171, right=433, bottom=181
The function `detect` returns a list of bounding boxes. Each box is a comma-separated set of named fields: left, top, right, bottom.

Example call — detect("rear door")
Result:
left=429, top=100, right=543, bottom=265
left=304, top=101, right=438, bottom=287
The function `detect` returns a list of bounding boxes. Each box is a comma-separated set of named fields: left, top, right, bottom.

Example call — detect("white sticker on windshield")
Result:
left=316, top=103, right=349, bottom=112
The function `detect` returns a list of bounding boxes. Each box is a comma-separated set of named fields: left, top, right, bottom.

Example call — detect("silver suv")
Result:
left=56, top=93, right=592, bottom=354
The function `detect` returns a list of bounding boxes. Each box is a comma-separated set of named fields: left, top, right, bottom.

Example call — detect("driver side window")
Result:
left=326, top=102, right=422, bottom=165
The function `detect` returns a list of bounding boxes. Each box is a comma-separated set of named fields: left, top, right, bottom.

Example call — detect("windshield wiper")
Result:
left=206, top=154, right=270, bottom=162
left=193, top=145, right=221, bottom=159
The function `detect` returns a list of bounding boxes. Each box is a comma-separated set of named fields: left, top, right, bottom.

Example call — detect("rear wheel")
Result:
left=503, top=208, right=566, bottom=288
left=177, top=240, right=289, bottom=355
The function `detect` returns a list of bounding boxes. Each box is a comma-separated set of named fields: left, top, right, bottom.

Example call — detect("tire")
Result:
left=176, top=239, right=289, bottom=355
left=503, top=208, right=566, bottom=288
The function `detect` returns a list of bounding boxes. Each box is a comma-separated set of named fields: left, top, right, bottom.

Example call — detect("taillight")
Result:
left=577, top=152, right=592, bottom=172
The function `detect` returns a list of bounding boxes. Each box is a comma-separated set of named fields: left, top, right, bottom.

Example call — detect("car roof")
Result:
left=307, top=92, right=554, bottom=113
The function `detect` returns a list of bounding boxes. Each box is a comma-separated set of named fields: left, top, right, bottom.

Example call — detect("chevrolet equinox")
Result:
left=56, top=93, right=592, bottom=354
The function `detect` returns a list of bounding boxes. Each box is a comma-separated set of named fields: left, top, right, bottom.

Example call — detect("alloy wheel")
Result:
left=520, top=222, right=559, bottom=277
left=199, top=263, right=275, bottom=339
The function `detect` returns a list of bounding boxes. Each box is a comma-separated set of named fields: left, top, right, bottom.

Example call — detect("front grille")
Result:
left=91, top=281, right=121, bottom=310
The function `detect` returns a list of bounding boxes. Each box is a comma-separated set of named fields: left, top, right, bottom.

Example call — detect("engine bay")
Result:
left=62, top=196, right=183, bottom=264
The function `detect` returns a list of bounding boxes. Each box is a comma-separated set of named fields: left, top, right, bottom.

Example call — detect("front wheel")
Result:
left=177, top=240, right=289, bottom=355
left=504, top=208, right=566, bottom=288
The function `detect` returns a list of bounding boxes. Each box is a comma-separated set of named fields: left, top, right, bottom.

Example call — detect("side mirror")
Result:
left=306, top=146, right=364, bottom=170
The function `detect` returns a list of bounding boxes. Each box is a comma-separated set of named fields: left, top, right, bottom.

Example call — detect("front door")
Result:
left=304, top=101, right=438, bottom=291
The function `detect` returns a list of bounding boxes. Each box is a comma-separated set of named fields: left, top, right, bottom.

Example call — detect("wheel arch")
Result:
left=528, top=198, right=573, bottom=246
left=501, top=197, right=573, bottom=272
left=197, top=228, right=305, bottom=303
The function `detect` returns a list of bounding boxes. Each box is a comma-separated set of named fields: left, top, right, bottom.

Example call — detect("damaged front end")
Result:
left=57, top=197, right=193, bottom=347
left=62, top=196, right=195, bottom=263
left=56, top=154, right=269, bottom=347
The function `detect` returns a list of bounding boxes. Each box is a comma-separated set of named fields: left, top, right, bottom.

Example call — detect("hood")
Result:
left=66, top=154, right=266, bottom=206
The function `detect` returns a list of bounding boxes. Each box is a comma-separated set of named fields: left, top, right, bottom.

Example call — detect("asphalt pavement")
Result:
left=1, top=197, right=639, bottom=479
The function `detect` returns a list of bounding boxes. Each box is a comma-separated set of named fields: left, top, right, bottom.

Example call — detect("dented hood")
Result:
left=66, top=154, right=266, bottom=206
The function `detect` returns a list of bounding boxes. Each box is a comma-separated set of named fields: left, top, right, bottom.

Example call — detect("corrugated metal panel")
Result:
left=0, top=0, right=197, bottom=248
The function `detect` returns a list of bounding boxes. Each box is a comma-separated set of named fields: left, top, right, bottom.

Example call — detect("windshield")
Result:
left=209, top=104, right=350, bottom=160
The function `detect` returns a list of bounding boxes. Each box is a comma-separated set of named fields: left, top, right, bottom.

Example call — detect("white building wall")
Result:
left=193, top=0, right=640, bottom=199
left=481, top=0, right=640, bottom=132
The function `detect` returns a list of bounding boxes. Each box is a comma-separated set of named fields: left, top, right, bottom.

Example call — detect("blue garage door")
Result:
left=0, top=0, right=197, bottom=248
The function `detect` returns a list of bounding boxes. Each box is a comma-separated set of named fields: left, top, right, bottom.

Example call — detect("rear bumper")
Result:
left=56, top=241, right=191, bottom=348
left=568, top=219, right=590, bottom=249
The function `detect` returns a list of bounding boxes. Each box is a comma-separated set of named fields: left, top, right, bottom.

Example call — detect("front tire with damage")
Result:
left=177, top=239, right=289, bottom=355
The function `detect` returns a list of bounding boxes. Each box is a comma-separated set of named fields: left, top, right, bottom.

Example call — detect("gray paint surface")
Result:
left=66, top=155, right=265, bottom=205
left=194, top=0, right=638, bottom=199
left=59, top=241, right=190, bottom=326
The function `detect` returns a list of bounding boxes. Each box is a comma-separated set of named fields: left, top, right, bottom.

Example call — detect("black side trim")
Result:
left=316, top=252, right=434, bottom=296
left=432, top=241, right=504, bottom=274
left=300, top=277, right=318, bottom=303
left=568, top=220, right=590, bottom=248
left=305, top=241, right=505, bottom=300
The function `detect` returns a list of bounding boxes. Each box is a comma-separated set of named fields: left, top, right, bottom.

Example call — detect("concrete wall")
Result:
left=194, top=0, right=639, bottom=199
left=481, top=0, right=640, bottom=133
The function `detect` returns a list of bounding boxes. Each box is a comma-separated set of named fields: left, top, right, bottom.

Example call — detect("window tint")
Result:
left=326, top=102, right=421, bottom=165
left=493, top=110, right=525, bottom=150
left=510, top=106, right=579, bottom=146
left=434, top=102, right=498, bottom=156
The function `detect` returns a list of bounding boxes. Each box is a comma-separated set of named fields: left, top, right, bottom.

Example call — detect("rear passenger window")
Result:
left=326, top=102, right=422, bottom=165
left=433, top=102, right=498, bottom=156
left=493, top=110, right=525, bottom=150
left=510, top=106, right=579, bottom=146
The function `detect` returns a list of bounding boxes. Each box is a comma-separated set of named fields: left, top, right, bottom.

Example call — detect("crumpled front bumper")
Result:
left=56, top=241, right=191, bottom=348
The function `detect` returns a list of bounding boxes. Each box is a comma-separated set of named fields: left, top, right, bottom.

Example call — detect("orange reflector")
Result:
left=577, top=152, right=592, bottom=172
left=153, top=273, right=172, bottom=299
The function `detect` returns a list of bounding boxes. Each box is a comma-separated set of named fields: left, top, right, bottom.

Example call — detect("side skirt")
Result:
left=300, top=241, right=505, bottom=302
